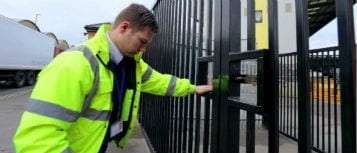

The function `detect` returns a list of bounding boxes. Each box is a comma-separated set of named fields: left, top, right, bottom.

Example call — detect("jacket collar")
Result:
left=85, top=24, right=143, bottom=63
left=106, top=32, right=124, bottom=65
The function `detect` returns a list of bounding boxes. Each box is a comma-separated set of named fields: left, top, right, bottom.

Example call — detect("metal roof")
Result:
left=308, top=0, right=356, bottom=36
left=16, top=19, right=41, bottom=32
left=44, top=32, right=59, bottom=44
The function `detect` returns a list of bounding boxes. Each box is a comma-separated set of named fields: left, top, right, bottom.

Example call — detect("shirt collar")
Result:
left=106, top=32, right=123, bottom=65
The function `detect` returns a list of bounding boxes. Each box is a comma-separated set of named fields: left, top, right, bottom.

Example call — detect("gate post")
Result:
left=267, top=0, right=280, bottom=152
left=295, top=0, right=312, bottom=152
left=336, top=0, right=356, bottom=152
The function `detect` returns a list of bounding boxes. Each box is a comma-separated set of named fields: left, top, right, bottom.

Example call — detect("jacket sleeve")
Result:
left=140, top=59, right=196, bottom=96
left=13, top=51, right=93, bottom=153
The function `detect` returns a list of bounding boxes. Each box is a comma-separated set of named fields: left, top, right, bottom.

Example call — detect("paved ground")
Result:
left=106, top=123, right=151, bottom=153
left=0, top=86, right=150, bottom=153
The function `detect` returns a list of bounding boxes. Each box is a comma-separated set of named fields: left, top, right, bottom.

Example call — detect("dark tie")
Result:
left=110, top=59, right=126, bottom=122
left=99, top=59, right=126, bottom=153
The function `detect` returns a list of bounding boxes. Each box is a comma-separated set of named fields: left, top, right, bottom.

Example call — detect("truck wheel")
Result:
left=26, top=71, right=36, bottom=86
left=13, top=71, right=26, bottom=88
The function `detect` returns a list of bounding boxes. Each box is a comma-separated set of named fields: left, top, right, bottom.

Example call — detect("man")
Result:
left=13, top=3, right=212, bottom=153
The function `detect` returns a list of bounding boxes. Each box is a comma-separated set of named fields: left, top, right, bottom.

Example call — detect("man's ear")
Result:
left=119, top=21, right=130, bottom=33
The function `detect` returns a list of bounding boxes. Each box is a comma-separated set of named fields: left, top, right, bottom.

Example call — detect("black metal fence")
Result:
left=279, top=47, right=342, bottom=152
left=140, top=0, right=214, bottom=152
left=140, top=0, right=356, bottom=153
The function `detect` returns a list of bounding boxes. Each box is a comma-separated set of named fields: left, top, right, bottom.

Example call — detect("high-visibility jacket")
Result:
left=13, top=24, right=196, bottom=153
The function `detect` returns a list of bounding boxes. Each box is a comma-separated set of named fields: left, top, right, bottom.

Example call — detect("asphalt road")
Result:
left=0, top=85, right=32, bottom=153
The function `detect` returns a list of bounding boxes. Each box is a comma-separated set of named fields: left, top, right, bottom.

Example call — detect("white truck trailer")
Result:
left=0, top=15, right=55, bottom=87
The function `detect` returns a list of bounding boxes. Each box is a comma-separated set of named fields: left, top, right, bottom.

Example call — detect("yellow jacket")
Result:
left=14, top=24, right=196, bottom=153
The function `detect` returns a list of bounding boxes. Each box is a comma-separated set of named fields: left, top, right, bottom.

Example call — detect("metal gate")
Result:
left=140, top=0, right=356, bottom=153
left=208, top=0, right=280, bottom=152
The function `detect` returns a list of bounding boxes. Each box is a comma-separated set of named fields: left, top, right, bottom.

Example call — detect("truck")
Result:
left=0, top=15, right=55, bottom=87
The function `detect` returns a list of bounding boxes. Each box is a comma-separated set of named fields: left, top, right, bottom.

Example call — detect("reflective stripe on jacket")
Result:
left=13, top=24, right=196, bottom=153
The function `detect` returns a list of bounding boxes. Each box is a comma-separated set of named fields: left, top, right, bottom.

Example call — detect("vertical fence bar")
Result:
left=161, top=2, right=166, bottom=151
left=211, top=0, right=222, bottom=152
left=188, top=0, right=198, bottom=151
left=191, top=0, right=202, bottom=152
left=195, top=66, right=203, bottom=153
left=155, top=2, right=159, bottom=146
left=173, top=1, right=178, bottom=151
left=158, top=1, right=163, bottom=147
left=327, top=51, right=331, bottom=153
left=285, top=56, right=288, bottom=134
left=283, top=56, right=287, bottom=134
left=267, top=0, right=279, bottom=151
left=333, top=49, right=338, bottom=153
left=182, top=0, right=191, bottom=151
left=295, top=0, right=311, bottom=151
left=317, top=52, right=320, bottom=149
left=247, top=0, right=255, bottom=50
left=173, top=1, right=180, bottom=152
left=207, top=0, right=213, bottom=56
left=174, top=83, right=178, bottom=153
left=310, top=53, right=316, bottom=145
left=287, top=56, right=293, bottom=135
left=322, top=51, right=326, bottom=151
left=194, top=2, right=203, bottom=151
left=227, top=0, right=242, bottom=152
left=153, top=3, right=159, bottom=150
left=148, top=10, right=155, bottom=151
left=294, top=54, right=297, bottom=138
left=167, top=0, right=177, bottom=152
left=335, top=0, right=356, bottom=152
left=226, top=107, right=240, bottom=153
left=283, top=57, right=286, bottom=133
left=181, top=1, right=187, bottom=151
left=219, top=0, right=234, bottom=151
left=157, top=3, right=162, bottom=151
left=279, top=57, right=283, bottom=132
left=177, top=0, right=183, bottom=151
left=203, top=1, right=213, bottom=152
left=190, top=0, right=195, bottom=151
left=195, top=9, right=211, bottom=147
left=168, top=1, right=177, bottom=152
left=165, top=1, right=171, bottom=151
left=194, top=0, right=201, bottom=152
left=327, top=50, right=337, bottom=152
left=203, top=97, right=211, bottom=153
left=246, top=112, right=255, bottom=153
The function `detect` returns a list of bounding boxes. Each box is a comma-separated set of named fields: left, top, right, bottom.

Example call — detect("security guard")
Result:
left=13, top=3, right=212, bottom=153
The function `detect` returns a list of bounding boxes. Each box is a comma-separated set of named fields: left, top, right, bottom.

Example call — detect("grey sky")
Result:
left=0, top=0, right=156, bottom=45
left=0, top=1, right=355, bottom=48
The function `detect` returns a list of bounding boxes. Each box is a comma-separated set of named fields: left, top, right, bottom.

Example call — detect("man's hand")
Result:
left=195, top=85, right=213, bottom=94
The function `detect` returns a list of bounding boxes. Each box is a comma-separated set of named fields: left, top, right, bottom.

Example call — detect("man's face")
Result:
left=119, top=24, right=155, bottom=57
